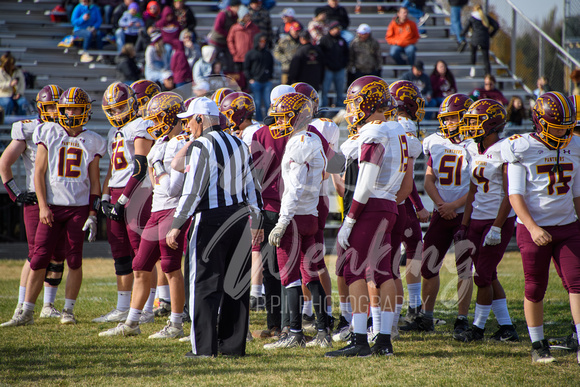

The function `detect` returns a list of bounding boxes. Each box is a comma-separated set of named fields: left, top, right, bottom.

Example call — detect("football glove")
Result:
left=110, top=202, right=125, bottom=222
left=16, top=192, right=38, bottom=205
left=82, top=215, right=98, bottom=242
left=483, top=226, right=502, bottom=246
left=337, top=216, right=356, bottom=250
left=453, top=224, right=468, bottom=244
left=268, top=223, right=287, bottom=247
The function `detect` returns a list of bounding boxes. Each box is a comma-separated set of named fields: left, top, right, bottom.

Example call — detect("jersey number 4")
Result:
left=536, top=163, right=573, bottom=195
left=439, top=154, right=464, bottom=186
left=58, top=146, right=83, bottom=178
left=472, top=166, right=490, bottom=193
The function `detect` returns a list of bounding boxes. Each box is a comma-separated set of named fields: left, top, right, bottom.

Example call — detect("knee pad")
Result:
left=525, top=283, right=547, bottom=304
left=114, top=256, right=133, bottom=276
left=45, top=262, right=64, bottom=286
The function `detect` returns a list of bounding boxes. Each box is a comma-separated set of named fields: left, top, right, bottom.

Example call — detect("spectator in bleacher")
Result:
left=145, top=32, right=173, bottom=86
left=64, top=0, right=80, bottom=23
left=460, top=4, right=499, bottom=78
left=143, top=0, right=161, bottom=30
left=97, top=0, right=119, bottom=25
left=386, top=7, right=420, bottom=66
left=506, top=96, right=527, bottom=127
left=72, top=0, right=104, bottom=60
left=112, top=0, right=132, bottom=29
left=116, top=43, right=142, bottom=83
left=319, top=21, right=348, bottom=107
left=192, top=45, right=217, bottom=85
left=275, top=8, right=302, bottom=43
left=533, top=76, right=550, bottom=99
left=320, top=0, right=352, bottom=43
left=274, top=22, right=302, bottom=85
left=243, top=33, right=274, bottom=121
left=288, top=31, right=325, bottom=91
left=228, top=6, right=260, bottom=73
left=170, top=41, right=192, bottom=87
left=248, top=0, right=273, bottom=49
left=173, top=0, right=197, bottom=39
left=208, top=0, right=241, bottom=73
left=450, top=0, right=468, bottom=51
left=401, top=60, right=436, bottom=114
left=429, top=59, right=457, bottom=106
left=156, top=6, right=182, bottom=47
left=307, top=8, right=328, bottom=46
left=115, top=2, right=145, bottom=54
left=348, top=23, right=382, bottom=79
left=469, top=74, right=508, bottom=106
left=354, top=0, right=386, bottom=15
left=402, top=0, right=428, bottom=36
left=180, top=29, right=201, bottom=68
left=0, top=53, right=29, bottom=116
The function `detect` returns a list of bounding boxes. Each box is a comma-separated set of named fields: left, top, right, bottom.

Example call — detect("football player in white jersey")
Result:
left=100, top=92, right=190, bottom=339
left=0, top=85, right=68, bottom=327
left=501, top=91, right=580, bottom=363
left=326, top=76, right=416, bottom=357
left=93, top=82, right=155, bottom=324
left=453, top=99, right=518, bottom=343
left=401, top=93, right=474, bottom=337
left=12, top=87, right=106, bottom=326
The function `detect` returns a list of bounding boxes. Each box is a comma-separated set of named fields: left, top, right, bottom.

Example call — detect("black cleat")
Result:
left=452, top=317, right=469, bottom=340
left=531, top=339, right=556, bottom=363
left=400, top=312, right=434, bottom=332
left=490, top=324, right=519, bottom=342
left=454, top=325, right=485, bottom=343
left=370, top=333, right=394, bottom=356
left=325, top=333, right=371, bottom=357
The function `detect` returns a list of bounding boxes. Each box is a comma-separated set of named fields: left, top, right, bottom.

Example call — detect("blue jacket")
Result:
left=71, top=3, right=102, bottom=32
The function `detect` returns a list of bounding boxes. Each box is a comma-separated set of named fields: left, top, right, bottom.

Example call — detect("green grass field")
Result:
left=0, top=252, right=578, bottom=386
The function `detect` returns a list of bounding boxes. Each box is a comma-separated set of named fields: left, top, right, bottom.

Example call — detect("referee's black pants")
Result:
left=187, top=204, right=251, bottom=357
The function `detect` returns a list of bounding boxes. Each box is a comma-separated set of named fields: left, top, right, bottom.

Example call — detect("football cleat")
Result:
left=391, top=324, right=400, bottom=341
left=302, top=313, right=316, bottom=333
left=153, top=301, right=171, bottom=318
left=92, top=308, right=129, bottom=323
left=452, top=317, right=469, bottom=339
left=400, top=312, right=434, bottom=332
left=139, top=310, right=154, bottom=324
left=149, top=321, right=184, bottom=339
left=40, top=303, right=62, bottom=319
left=60, top=308, right=77, bottom=325
left=325, top=333, right=371, bottom=358
left=263, top=331, right=305, bottom=350
left=367, top=329, right=379, bottom=345
left=306, top=330, right=333, bottom=348
left=1, top=309, right=33, bottom=327
left=370, top=333, right=394, bottom=356
left=490, top=324, right=519, bottom=342
left=548, top=332, right=578, bottom=351
left=332, top=316, right=351, bottom=342
left=454, top=326, right=485, bottom=343
left=99, top=323, right=141, bottom=337
left=404, top=305, right=421, bottom=324
left=531, top=339, right=556, bottom=363
left=249, top=295, right=265, bottom=312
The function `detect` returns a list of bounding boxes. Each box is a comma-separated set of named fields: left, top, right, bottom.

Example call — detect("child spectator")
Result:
left=115, top=43, right=142, bottom=83
left=145, top=32, right=172, bottom=85
left=506, top=96, right=527, bottom=126
left=533, top=76, right=550, bottom=99
left=430, top=59, right=457, bottom=106
left=156, top=6, right=181, bottom=47
left=115, top=2, right=145, bottom=54
left=192, top=45, right=217, bottom=85
left=180, top=29, right=201, bottom=68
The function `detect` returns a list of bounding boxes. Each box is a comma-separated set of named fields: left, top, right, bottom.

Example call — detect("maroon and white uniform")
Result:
left=133, top=134, right=190, bottom=273
left=31, top=122, right=106, bottom=270
left=240, top=121, right=261, bottom=148
left=465, top=139, right=515, bottom=288
left=421, top=133, right=472, bottom=280
left=502, top=133, right=580, bottom=301
left=106, top=118, right=153, bottom=260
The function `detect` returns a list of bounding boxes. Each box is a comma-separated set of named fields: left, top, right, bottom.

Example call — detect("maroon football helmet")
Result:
left=437, top=93, right=472, bottom=143
left=532, top=91, right=576, bottom=149
left=36, top=84, right=64, bottom=122
left=211, top=87, right=235, bottom=107
left=102, top=82, right=138, bottom=127
left=269, top=92, right=313, bottom=138
left=57, top=87, right=92, bottom=129
left=219, top=92, right=255, bottom=130
left=344, top=76, right=395, bottom=127
left=459, top=99, right=506, bottom=143
left=389, top=80, right=425, bottom=122
left=291, top=82, right=319, bottom=114
left=568, top=95, right=580, bottom=136
left=130, top=79, right=161, bottom=116
left=142, top=92, right=184, bottom=139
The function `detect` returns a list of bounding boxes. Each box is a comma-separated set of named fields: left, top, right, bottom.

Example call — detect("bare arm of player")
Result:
left=424, top=165, right=456, bottom=219
left=492, top=164, right=513, bottom=229
left=395, top=158, right=414, bottom=204
left=148, top=166, right=156, bottom=187
left=34, top=144, right=53, bottom=227
left=461, top=182, right=477, bottom=227
left=170, top=140, right=193, bottom=173
left=332, top=173, right=345, bottom=197
left=0, top=140, right=26, bottom=183
left=88, top=156, right=102, bottom=216
left=509, top=194, right=551, bottom=246
left=166, top=228, right=180, bottom=250
left=102, top=162, right=112, bottom=197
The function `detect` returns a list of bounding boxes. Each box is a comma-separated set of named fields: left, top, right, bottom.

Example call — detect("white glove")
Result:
left=268, top=223, right=288, bottom=247
left=483, top=226, right=502, bottom=246
left=337, top=216, right=356, bottom=250
left=82, top=215, right=98, bottom=242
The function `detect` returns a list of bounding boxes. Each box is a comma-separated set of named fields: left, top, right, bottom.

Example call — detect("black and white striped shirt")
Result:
left=172, top=126, right=263, bottom=230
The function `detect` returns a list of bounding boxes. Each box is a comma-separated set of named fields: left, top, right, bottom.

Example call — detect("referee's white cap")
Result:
left=178, top=97, right=220, bottom=118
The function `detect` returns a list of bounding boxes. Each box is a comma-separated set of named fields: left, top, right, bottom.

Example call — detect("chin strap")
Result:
left=552, top=147, right=563, bottom=172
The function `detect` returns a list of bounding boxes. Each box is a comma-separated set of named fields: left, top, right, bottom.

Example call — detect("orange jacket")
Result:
left=385, top=17, right=419, bottom=47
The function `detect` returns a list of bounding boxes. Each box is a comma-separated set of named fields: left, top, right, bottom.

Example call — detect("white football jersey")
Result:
left=11, top=118, right=42, bottom=192
left=357, top=120, right=417, bottom=201
left=241, top=122, right=261, bottom=148
left=501, top=133, right=580, bottom=226
left=34, top=123, right=107, bottom=206
left=466, top=140, right=515, bottom=220
left=311, top=118, right=340, bottom=196
left=397, top=117, right=423, bottom=159
left=106, top=117, right=154, bottom=188
left=150, top=134, right=189, bottom=212
left=279, top=130, right=327, bottom=226
left=423, top=133, right=471, bottom=212
left=340, top=135, right=359, bottom=163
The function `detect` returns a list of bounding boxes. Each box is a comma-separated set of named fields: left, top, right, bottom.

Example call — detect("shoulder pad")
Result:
left=500, top=135, right=529, bottom=163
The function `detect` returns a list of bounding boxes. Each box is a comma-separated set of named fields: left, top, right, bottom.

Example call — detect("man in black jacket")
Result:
left=319, top=22, right=348, bottom=107
left=288, top=31, right=325, bottom=91
left=244, top=33, right=274, bottom=121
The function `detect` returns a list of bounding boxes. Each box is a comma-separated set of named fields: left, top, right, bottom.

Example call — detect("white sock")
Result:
left=327, top=305, right=332, bottom=315
left=491, top=298, right=512, bottom=325
left=528, top=325, right=544, bottom=343
left=18, top=286, right=26, bottom=304
left=407, top=282, right=422, bottom=308
left=170, top=312, right=182, bottom=325
left=44, top=286, right=58, bottom=305
left=352, top=313, right=367, bottom=335
left=576, top=324, right=580, bottom=346
left=371, top=306, right=381, bottom=333
left=127, top=308, right=142, bottom=324
left=393, top=303, right=403, bottom=329
left=116, top=291, right=131, bottom=311
left=380, top=311, right=395, bottom=335
left=64, top=298, right=75, bottom=311
left=158, top=285, right=170, bottom=302
left=144, top=288, right=156, bottom=313
left=250, top=284, right=262, bottom=298
left=302, top=300, right=313, bottom=316
left=473, top=303, right=492, bottom=329
left=22, top=301, right=35, bottom=312
left=340, top=302, right=352, bottom=323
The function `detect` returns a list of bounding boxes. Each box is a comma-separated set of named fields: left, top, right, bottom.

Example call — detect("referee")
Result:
left=166, top=97, right=263, bottom=358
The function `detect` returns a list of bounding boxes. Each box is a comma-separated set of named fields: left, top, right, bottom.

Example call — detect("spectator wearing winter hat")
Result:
left=170, top=40, right=192, bottom=87
left=145, top=31, right=173, bottom=85
left=248, top=0, right=273, bottom=49
left=180, top=29, right=201, bottom=68
left=192, top=44, right=217, bottom=85
left=115, top=2, right=145, bottom=54
left=320, top=0, right=353, bottom=43
left=273, top=22, right=302, bottom=84
left=208, top=0, right=241, bottom=73
left=401, top=59, right=438, bottom=116
left=228, top=5, right=260, bottom=75
left=308, top=7, right=328, bottom=46
left=288, top=31, right=325, bottom=91
left=386, top=6, right=420, bottom=65
left=275, top=8, right=303, bottom=43
left=143, top=1, right=161, bottom=30
left=319, top=21, right=348, bottom=107
left=348, top=23, right=382, bottom=80
left=156, top=5, right=182, bottom=47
